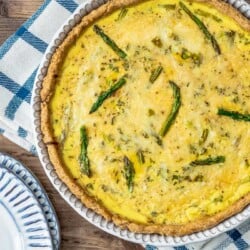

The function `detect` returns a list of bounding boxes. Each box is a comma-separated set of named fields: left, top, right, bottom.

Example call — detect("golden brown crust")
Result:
left=40, top=0, right=250, bottom=236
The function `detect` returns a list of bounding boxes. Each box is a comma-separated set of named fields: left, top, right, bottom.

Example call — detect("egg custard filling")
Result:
left=41, top=0, right=250, bottom=235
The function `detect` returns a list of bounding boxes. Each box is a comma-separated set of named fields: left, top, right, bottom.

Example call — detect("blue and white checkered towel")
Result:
left=0, top=0, right=249, bottom=249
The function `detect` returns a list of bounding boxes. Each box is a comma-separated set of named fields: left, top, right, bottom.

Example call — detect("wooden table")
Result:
left=0, top=1, right=144, bottom=249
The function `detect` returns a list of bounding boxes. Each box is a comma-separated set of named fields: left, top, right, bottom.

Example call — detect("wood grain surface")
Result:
left=0, top=0, right=144, bottom=249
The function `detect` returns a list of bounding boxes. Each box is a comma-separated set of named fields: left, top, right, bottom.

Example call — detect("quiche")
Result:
left=41, top=0, right=250, bottom=235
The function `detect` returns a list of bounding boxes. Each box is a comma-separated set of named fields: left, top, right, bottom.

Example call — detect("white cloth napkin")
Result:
left=0, top=0, right=249, bottom=249
left=0, top=0, right=83, bottom=153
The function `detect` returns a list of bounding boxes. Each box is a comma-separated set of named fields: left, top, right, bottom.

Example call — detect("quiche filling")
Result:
left=47, top=0, right=250, bottom=228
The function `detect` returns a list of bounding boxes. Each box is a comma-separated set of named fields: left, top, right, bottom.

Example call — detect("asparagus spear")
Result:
left=150, top=66, right=163, bottom=83
left=190, top=156, right=225, bottom=166
left=179, top=2, right=221, bottom=55
left=218, top=109, right=250, bottom=122
left=123, top=156, right=135, bottom=192
left=89, top=77, right=126, bottom=114
left=159, top=81, right=181, bottom=137
left=79, top=126, right=91, bottom=177
left=93, top=25, right=127, bottom=59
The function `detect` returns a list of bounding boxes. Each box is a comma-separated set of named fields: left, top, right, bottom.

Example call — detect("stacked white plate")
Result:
left=0, top=152, right=60, bottom=250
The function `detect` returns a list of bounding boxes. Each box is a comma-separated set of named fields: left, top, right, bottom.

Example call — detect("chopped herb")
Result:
left=195, top=9, right=222, bottom=22
left=79, top=126, right=91, bottom=177
left=117, top=8, right=128, bottom=21
left=192, top=53, right=203, bottom=65
left=199, top=128, right=209, bottom=145
left=152, top=133, right=163, bottom=146
left=180, top=2, right=221, bottom=55
left=159, top=81, right=181, bottom=137
left=150, top=65, right=163, bottom=83
left=137, top=150, right=145, bottom=164
left=93, top=25, right=127, bottom=59
left=225, top=30, right=236, bottom=45
left=181, top=48, right=192, bottom=59
left=213, top=195, right=223, bottom=203
left=245, top=159, right=250, bottom=168
left=193, top=174, right=204, bottom=182
left=218, top=108, right=250, bottom=122
left=148, top=109, right=155, bottom=116
left=152, top=37, right=163, bottom=48
left=89, top=76, right=126, bottom=113
left=101, top=184, right=109, bottom=192
left=181, top=48, right=203, bottom=65
left=123, top=156, right=135, bottom=192
left=86, top=183, right=94, bottom=190
left=159, top=4, right=176, bottom=10
left=109, top=64, right=119, bottom=72
left=190, top=156, right=225, bottom=166
left=172, top=174, right=181, bottom=181
left=151, top=211, right=158, bottom=217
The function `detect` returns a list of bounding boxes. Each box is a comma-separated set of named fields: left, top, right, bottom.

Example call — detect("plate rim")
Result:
left=0, top=167, right=53, bottom=249
left=31, top=0, right=250, bottom=246
left=0, top=152, right=61, bottom=250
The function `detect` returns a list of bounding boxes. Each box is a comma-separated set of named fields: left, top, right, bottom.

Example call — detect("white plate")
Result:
left=0, top=167, right=53, bottom=250
left=0, top=153, right=61, bottom=250
left=31, top=0, right=250, bottom=247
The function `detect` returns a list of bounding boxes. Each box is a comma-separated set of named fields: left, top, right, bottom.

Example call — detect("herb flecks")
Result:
left=213, top=195, right=224, bottom=203
left=123, top=156, right=135, bottom=192
left=159, top=81, right=181, bottom=137
left=151, top=37, right=163, bottom=48
left=190, top=156, right=225, bottom=166
left=225, top=30, right=236, bottom=45
left=181, top=48, right=203, bottom=66
left=150, top=66, right=163, bottom=83
left=152, top=133, right=163, bottom=146
left=159, top=4, right=176, bottom=10
left=179, top=2, right=221, bottom=55
left=93, top=25, right=127, bottom=59
left=199, top=128, right=209, bottom=145
left=195, top=9, right=222, bottom=22
left=218, top=109, right=250, bottom=122
left=137, top=150, right=145, bottom=164
left=89, top=76, right=126, bottom=114
left=117, top=8, right=128, bottom=21
left=79, top=126, right=91, bottom=177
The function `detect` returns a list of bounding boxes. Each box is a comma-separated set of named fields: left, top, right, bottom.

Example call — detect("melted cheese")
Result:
left=50, top=0, right=250, bottom=225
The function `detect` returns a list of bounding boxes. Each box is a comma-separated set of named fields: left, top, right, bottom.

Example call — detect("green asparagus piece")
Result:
left=89, top=77, right=126, bottom=114
left=179, top=2, right=221, bottom=55
left=159, top=81, right=181, bottom=137
left=123, top=156, right=135, bottom=192
left=190, top=156, right=225, bottom=166
left=218, top=109, right=250, bottom=122
left=150, top=66, right=163, bottom=83
left=93, top=25, right=127, bottom=59
left=79, top=126, right=91, bottom=177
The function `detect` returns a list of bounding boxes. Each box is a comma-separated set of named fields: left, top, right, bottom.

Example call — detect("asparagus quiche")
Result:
left=41, top=0, right=250, bottom=235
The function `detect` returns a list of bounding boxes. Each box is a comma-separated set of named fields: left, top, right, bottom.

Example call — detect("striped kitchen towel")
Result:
left=0, top=0, right=249, bottom=249
left=0, top=0, right=84, bottom=153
